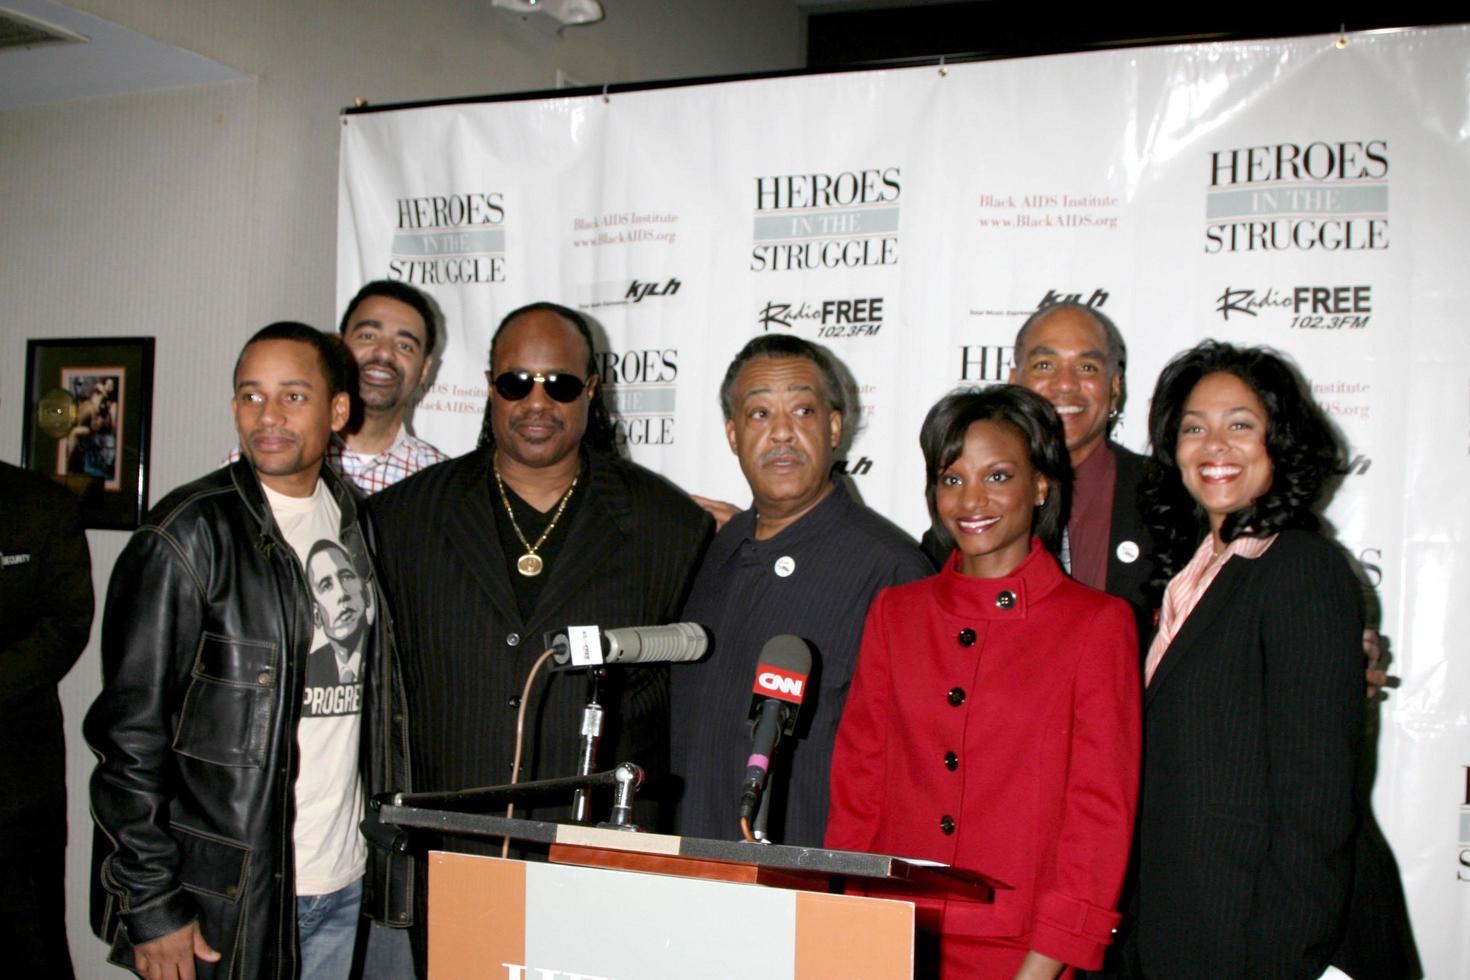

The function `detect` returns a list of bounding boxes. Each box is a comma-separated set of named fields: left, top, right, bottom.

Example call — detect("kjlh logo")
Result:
left=1038, top=287, right=1108, bottom=311
left=1204, top=140, right=1389, bottom=253
left=593, top=348, right=679, bottom=447
left=626, top=278, right=680, bottom=303
left=388, top=192, right=507, bottom=284
left=830, top=455, right=873, bottom=477
left=750, top=168, right=900, bottom=272
left=579, top=277, right=682, bottom=310
left=1215, top=285, right=1372, bottom=329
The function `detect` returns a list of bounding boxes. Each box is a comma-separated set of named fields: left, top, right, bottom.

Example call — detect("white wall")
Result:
left=0, top=1, right=800, bottom=973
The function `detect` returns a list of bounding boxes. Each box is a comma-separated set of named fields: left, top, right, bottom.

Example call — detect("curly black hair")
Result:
left=920, top=385, right=1073, bottom=558
left=339, top=279, right=441, bottom=357
left=1141, top=341, right=1345, bottom=590
left=475, top=302, right=617, bottom=453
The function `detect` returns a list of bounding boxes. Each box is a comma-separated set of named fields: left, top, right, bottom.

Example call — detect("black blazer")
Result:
left=369, top=448, right=711, bottom=818
left=0, top=463, right=92, bottom=848
left=1104, top=444, right=1154, bottom=613
left=1134, top=530, right=1364, bottom=979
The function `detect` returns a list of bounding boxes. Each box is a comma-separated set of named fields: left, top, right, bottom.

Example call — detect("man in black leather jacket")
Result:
left=86, top=323, right=412, bottom=979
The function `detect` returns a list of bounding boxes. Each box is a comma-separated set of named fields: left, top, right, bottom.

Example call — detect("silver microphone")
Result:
left=549, top=622, right=710, bottom=668
left=603, top=622, right=710, bottom=664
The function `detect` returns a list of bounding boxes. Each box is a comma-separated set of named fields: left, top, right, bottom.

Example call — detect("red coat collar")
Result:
left=933, top=537, right=1067, bottom=619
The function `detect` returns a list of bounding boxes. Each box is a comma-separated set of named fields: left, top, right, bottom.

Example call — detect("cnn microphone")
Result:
left=739, top=635, right=812, bottom=823
left=549, top=622, right=710, bottom=669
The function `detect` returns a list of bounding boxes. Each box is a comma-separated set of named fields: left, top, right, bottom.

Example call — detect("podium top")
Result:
left=380, top=804, right=1004, bottom=897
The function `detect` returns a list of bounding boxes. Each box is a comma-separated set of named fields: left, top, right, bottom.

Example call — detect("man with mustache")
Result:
left=225, top=281, right=446, bottom=492
left=335, top=280, right=446, bottom=489
left=670, top=335, right=930, bottom=847
left=369, top=302, right=710, bottom=973
left=86, top=323, right=410, bottom=980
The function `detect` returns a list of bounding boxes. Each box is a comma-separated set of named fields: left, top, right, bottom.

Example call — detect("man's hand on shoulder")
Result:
left=133, top=921, right=220, bottom=980
left=690, top=494, right=739, bottom=532
left=1364, top=628, right=1399, bottom=699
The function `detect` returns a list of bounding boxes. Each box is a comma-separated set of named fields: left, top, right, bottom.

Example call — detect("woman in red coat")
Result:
left=826, top=385, right=1141, bottom=979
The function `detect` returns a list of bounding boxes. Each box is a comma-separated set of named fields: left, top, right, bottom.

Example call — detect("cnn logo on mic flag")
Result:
left=753, top=666, right=807, bottom=703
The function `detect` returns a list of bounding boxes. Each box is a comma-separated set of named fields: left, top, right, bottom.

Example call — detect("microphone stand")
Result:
left=751, top=774, right=774, bottom=843
left=382, top=762, right=646, bottom=831
left=571, top=666, right=607, bottom=824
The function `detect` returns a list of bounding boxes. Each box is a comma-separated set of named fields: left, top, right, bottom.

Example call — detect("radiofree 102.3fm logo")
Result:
left=756, top=296, right=885, bottom=340
left=1215, top=284, right=1372, bottom=331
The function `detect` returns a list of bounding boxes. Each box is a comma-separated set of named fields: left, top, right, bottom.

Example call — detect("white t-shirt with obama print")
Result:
left=263, top=480, right=366, bottom=897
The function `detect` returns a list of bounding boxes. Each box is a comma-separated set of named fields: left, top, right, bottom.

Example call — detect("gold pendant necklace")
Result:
left=493, top=460, right=579, bottom=578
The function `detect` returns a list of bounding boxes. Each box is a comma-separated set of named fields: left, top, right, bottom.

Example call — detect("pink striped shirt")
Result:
left=1145, top=532, right=1278, bottom=686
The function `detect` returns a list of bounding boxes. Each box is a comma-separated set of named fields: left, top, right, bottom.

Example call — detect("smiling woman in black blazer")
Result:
left=1129, top=341, right=1373, bottom=979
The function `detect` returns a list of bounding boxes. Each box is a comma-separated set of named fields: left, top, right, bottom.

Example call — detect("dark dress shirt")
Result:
left=1068, top=442, right=1118, bottom=591
left=670, top=480, right=931, bottom=846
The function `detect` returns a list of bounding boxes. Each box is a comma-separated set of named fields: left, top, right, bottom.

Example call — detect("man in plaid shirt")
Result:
left=228, top=281, right=446, bottom=492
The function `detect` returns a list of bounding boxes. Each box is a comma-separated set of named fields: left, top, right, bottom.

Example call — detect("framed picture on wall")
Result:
left=21, top=337, right=155, bottom=530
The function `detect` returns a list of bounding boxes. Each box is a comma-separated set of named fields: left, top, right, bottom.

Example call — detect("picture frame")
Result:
left=21, top=337, right=155, bottom=530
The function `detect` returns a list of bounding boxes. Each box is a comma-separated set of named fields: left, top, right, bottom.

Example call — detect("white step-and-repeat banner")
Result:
left=340, top=26, right=1469, bottom=975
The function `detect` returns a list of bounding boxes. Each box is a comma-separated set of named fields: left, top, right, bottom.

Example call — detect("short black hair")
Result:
left=919, top=385, right=1072, bottom=557
left=477, top=301, right=616, bottom=453
left=1141, top=340, right=1345, bottom=585
left=718, top=335, right=847, bottom=421
left=340, top=280, right=440, bottom=357
left=1014, top=302, right=1128, bottom=426
left=234, top=322, right=354, bottom=400
left=1014, top=302, right=1127, bottom=376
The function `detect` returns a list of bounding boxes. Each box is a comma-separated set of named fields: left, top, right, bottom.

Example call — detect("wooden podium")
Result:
left=382, top=804, right=1001, bottom=979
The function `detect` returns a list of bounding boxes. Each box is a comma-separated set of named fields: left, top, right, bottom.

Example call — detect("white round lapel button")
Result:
left=774, top=555, right=796, bottom=578
left=1116, top=540, right=1140, bottom=564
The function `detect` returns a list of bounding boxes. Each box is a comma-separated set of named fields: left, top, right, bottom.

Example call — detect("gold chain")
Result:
left=493, top=460, right=579, bottom=577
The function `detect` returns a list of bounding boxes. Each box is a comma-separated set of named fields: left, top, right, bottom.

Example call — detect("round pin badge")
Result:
left=1116, top=540, right=1140, bottom=564
left=774, top=555, right=796, bottom=578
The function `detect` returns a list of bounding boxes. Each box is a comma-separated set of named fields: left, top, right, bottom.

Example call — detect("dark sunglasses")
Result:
left=491, top=371, right=588, bottom=403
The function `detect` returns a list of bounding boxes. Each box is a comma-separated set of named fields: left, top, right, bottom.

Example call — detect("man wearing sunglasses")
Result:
left=369, top=301, right=710, bottom=969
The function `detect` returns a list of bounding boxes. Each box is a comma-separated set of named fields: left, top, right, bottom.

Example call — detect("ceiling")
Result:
left=0, top=0, right=244, bottom=112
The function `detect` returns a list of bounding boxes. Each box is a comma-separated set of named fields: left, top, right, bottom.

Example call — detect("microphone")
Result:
left=739, top=635, right=812, bottom=823
left=605, top=622, right=709, bottom=664
left=548, top=622, right=710, bottom=669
